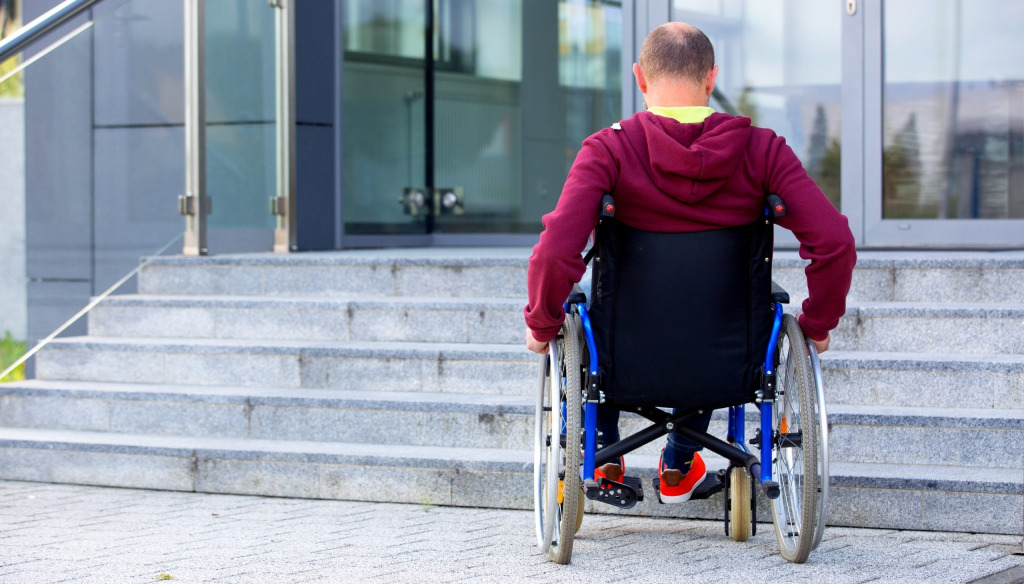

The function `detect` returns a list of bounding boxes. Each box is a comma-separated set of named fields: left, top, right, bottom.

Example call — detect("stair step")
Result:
left=829, top=303, right=1024, bottom=354
left=90, top=296, right=1024, bottom=353
left=33, top=338, right=1024, bottom=409
left=0, top=427, right=1018, bottom=534
left=137, top=249, right=1024, bottom=303
left=821, top=351, right=1024, bottom=409
left=89, top=295, right=524, bottom=344
left=827, top=404, right=1023, bottom=470
left=2, top=380, right=1020, bottom=469
left=34, top=337, right=537, bottom=394
left=771, top=250, right=1024, bottom=303
left=138, top=249, right=530, bottom=298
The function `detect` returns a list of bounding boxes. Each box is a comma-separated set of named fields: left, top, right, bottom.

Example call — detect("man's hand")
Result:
left=526, top=329, right=550, bottom=354
left=796, top=312, right=831, bottom=353
left=809, top=333, right=830, bottom=354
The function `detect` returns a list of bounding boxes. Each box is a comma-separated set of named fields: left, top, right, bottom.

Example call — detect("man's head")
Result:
left=633, top=22, right=718, bottom=108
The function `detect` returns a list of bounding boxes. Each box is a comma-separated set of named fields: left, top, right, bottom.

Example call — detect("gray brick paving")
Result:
left=0, top=481, right=1021, bottom=583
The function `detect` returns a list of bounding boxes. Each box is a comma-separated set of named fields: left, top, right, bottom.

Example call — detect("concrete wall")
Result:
left=0, top=98, right=26, bottom=340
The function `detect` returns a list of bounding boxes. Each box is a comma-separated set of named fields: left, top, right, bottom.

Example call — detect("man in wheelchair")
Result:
left=524, top=21, right=855, bottom=534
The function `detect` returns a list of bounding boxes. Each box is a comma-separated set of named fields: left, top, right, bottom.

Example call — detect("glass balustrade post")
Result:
left=270, top=0, right=295, bottom=253
left=182, top=0, right=208, bottom=256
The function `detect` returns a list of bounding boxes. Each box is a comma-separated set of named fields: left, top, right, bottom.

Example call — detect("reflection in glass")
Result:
left=883, top=0, right=1023, bottom=219
left=342, top=0, right=427, bottom=234
left=561, top=1, right=622, bottom=178
left=671, top=0, right=842, bottom=208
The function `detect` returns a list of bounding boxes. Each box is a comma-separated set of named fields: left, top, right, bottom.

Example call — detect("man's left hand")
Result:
left=526, top=329, right=549, bottom=354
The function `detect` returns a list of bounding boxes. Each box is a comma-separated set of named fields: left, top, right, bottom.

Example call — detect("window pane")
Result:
left=671, top=0, right=842, bottom=208
left=883, top=0, right=1024, bottom=219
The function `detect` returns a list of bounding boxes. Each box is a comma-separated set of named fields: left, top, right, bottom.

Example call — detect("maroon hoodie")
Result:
left=524, top=111, right=856, bottom=343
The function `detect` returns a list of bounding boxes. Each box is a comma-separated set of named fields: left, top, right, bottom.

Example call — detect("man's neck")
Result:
left=644, top=84, right=708, bottom=109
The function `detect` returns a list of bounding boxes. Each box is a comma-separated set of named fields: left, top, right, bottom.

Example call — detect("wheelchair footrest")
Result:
left=584, top=476, right=644, bottom=509
left=652, top=471, right=723, bottom=503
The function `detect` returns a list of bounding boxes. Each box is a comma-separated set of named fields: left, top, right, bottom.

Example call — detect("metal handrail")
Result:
left=0, top=233, right=183, bottom=382
left=0, top=0, right=103, bottom=64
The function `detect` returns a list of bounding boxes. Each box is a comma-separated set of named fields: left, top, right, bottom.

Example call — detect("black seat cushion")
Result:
left=588, top=218, right=773, bottom=411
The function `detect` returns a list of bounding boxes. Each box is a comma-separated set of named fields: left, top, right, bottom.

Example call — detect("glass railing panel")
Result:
left=206, top=0, right=277, bottom=248
left=0, top=0, right=185, bottom=380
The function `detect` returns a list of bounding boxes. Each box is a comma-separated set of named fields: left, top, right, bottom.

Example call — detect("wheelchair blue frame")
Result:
left=568, top=299, right=786, bottom=487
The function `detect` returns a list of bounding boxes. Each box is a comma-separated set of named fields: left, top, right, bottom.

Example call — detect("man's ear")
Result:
left=633, top=63, right=648, bottom=94
left=704, top=65, right=719, bottom=98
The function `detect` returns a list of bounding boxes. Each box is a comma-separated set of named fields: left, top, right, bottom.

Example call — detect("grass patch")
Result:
left=0, top=55, right=23, bottom=99
left=0, top=331, right=26, bottom=382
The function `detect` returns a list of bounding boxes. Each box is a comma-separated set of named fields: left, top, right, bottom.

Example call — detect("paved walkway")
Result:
left=1, top=480, right=1022, bottom=584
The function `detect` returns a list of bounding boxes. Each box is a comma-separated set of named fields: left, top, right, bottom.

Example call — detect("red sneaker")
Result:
left=594, top=457, right=624, bottom=483
left=658, top=451, right=706, bottom=504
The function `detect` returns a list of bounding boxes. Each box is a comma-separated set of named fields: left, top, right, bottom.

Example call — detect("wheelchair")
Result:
left=534, top=194, right=830, bottom=565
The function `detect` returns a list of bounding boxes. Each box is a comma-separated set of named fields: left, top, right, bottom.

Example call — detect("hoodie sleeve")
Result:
left=764, top=135, right=857, bottom=342
left=524, top=136, right=618, bottom=342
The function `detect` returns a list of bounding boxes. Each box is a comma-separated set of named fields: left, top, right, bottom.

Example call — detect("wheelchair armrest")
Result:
left=567, top=284, right=587, bottom=305
left=771, top=280, right=790, bottom=304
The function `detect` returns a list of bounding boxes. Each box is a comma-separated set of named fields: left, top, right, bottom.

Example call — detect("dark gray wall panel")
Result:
left=23, top=6, right=93, bottom=280
left=93, top=126, right=185, bottom=292
left=295, top=0, right=335, bottom=126
left=295, top=124, right=335, bottom=250
left=93, top=0, right=184, bottom=126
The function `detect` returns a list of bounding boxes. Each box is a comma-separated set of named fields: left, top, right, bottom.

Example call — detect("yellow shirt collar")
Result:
left=648, top=106, right=715, bottom=124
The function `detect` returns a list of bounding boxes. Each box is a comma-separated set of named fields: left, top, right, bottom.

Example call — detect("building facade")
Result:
left=9, top=0, right=1024, bottom=346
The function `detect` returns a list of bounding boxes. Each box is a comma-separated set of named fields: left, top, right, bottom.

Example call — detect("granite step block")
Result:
left=827, top=303, right=1024, bottom=355
left=137, top=250, right=1024, bottom=304
left=2, top=380, right=1020, bottom=470
left=827, top=405, right=1024, bottom=470
left=33, top=337, right=538, bottom=395
left=138, top=250, right=530, bottom=298
left=0, top=427, right=1019, bottom=534
left=88, top=295, right=525, bottom=344
left=770, top=251, right=1024, bottom=304
left=820, top=351, right=1024, bottom=410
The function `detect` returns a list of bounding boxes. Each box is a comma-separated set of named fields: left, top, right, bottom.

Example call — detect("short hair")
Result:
left=638, top=23, right=715, bottom=86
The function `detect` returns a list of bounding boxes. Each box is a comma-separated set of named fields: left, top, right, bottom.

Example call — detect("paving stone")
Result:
left=5, top=480, right=1024, bottom=583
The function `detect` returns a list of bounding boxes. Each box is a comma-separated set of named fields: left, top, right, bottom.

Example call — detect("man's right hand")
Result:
left=809, top=333, right=830, bottom=354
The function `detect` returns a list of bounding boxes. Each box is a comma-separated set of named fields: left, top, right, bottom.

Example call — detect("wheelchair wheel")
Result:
left=770, top=314, right=822, bottom=563
left=533, top=313, right=582, bottom=564
left=727, top=467, right=752, bottom=542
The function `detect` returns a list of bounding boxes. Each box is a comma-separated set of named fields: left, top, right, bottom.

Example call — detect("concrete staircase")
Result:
left=0, top=248, right=1021, bottom=534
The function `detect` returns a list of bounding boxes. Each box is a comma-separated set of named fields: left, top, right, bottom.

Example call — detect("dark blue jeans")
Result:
left=595, top=406, right=714, bottom=470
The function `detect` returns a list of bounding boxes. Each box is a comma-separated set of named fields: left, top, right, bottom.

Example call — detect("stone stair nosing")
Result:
left=0, top=426, right=1019, bottom=535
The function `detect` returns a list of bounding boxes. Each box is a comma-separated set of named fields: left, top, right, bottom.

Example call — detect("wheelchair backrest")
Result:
left=587, top=213, right=774, bottom=411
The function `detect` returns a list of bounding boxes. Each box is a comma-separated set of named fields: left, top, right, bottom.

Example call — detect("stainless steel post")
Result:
left=271, top=0, right=296, bottom=253
left=182, top=0, right=207, bottom=256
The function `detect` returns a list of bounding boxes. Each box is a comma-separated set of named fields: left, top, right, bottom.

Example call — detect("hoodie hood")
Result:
left=623, top=111, right=752, bottom=204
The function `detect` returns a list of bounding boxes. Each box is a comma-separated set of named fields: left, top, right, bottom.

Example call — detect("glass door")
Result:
left=341, top=0, right=623, bottom=244
left=669, top=0, right=844, bottom=248
left=864, top=0, right=1024, bottom=245
left=341, top=0, right=430, bottom=242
